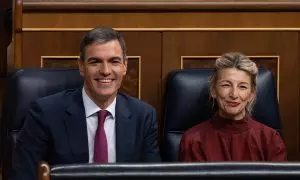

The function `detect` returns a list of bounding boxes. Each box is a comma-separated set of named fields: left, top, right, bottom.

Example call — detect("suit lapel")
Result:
left=115, top=94, right=135, bottom=162
left=64, top=88, right=89, bottom=162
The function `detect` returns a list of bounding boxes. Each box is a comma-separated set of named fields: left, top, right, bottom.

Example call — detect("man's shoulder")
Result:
left=117, top=92, right=155, bottom=112
left=35, top=88, right=80, bottom=109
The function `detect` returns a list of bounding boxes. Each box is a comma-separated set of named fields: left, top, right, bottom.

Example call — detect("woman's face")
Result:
left=211, top=68, right=254, bottom=120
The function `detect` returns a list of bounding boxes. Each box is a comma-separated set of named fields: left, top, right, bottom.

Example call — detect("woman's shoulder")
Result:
left=182, top=119, right=212, bottom=138
left=248, top=118, right=279, bottom=135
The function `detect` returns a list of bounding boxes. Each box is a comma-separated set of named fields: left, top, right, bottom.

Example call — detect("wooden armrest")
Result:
left=39, top=161, right=50, bottom=180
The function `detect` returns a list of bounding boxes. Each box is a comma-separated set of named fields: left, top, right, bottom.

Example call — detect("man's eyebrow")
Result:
left=108, top=56, right=122, bottom=61
left=86, top=57, right=101, bottom=62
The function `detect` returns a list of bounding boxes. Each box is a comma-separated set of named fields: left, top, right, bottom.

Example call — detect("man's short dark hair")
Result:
left=79, top=27, right=127, bottom=61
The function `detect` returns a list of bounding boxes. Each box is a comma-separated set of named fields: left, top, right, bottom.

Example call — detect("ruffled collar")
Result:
left=211, top=113, right=250, bottom=134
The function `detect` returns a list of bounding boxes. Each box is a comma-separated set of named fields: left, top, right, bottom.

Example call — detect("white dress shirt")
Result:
left=82, top=87, right=116, bottom=163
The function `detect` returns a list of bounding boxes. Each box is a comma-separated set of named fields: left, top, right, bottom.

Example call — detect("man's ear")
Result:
left=77, top=59, right=84, bottom=77
left=123, top=58, right=128, bottom=75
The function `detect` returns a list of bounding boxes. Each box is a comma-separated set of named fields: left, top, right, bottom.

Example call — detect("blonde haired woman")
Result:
left=179, top=52, right=287, bottom=161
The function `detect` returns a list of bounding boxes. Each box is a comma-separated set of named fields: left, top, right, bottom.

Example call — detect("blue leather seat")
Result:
left=1, top=68, right=83, bottom=180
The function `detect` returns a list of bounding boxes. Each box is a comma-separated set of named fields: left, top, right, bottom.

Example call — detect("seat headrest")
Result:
left=163, top=68, right=281, bottom=133
left=3, top=68, right=83, bottom=130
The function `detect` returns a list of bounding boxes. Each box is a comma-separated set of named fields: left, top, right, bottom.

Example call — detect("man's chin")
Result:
left=95, top=90, right=117, bottom=98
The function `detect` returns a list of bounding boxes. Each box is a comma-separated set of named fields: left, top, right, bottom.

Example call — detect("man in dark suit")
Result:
left=10, top=27, right=161, bottom=180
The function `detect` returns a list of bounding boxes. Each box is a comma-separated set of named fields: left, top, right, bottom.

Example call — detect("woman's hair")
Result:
left=209, top=52, right=258, bottom=115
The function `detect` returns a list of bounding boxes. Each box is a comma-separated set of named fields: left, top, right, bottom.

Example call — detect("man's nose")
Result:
left=100, top=63, right=111, bottom=75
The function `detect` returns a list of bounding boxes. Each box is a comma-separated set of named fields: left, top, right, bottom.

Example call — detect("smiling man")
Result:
left=10, top=27, right=161, bottom=180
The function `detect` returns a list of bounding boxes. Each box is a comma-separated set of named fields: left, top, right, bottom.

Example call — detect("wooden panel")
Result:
left=22, top=31, right=162, bottom=127
left=14, top=0, right=23, bottom=69
left=42, top=56, right=77, bottom=68
left=23, top=31, right=83, bottom=67
left=21, top=0, right=300, bottom=11
left=122, top=57, right=140, bottom=99
left=23, top=12, right=300, bottom=29
left=19, top=0, right=300, bottom=30
left=162, top=31, right=299, bottom=161
left=41, top=56, right=141, bottom=98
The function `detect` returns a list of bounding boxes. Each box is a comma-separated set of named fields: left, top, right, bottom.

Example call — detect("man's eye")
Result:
left=111, top=59, right=121, bottom=64
left=88, top=60, right=97, bottom=64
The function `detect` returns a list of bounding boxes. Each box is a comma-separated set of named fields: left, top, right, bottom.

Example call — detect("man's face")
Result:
left=78, top=40, right=127, bottom=103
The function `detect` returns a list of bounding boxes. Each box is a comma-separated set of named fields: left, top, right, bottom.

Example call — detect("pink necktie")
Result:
left=94, top=110, right=109, bottom=163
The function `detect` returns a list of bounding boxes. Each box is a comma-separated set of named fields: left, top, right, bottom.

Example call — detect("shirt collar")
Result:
left=82, top=87, right=116, bottom=119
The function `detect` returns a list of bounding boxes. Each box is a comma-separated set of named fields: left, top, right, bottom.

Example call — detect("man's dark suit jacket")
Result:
left=10, top=88, right=161, bottom=180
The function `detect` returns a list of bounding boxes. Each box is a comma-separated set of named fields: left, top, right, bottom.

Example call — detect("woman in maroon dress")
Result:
left=179, top=52, right=287, bottom=161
